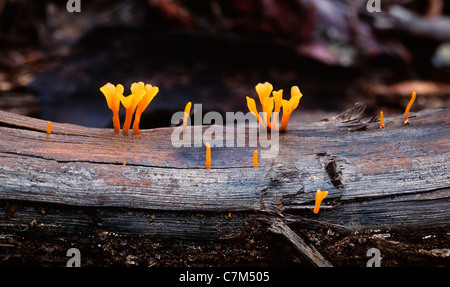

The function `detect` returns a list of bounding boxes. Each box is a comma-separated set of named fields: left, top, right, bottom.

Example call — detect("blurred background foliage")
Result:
left=0, top=0, right=449, bottom=128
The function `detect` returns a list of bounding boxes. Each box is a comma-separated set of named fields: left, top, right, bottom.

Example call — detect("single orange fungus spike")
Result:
left=121, top=82, right=146, bottom=135
left=206, top=142, right=211, bottom=169
left=380, top=111, right=385, bottom=129
left=255, top=82, right=273, bottom=129
left=253, top=150, right=258, bottom=168
left=123, top=161, right=126, bottom=166
left=46, top=121, right=51, bottom=134
left=255, top=82, right=273, bottom=110
left=132, top=83, right=159, bottom=134
left=262, top=96, right=274, bottom=129
left=271, top=89, right=283, bottom=131
left=183, top=101, right=192, bottom=133
left=404, top=91, right=416, bottom=125
left=313, top=189, right=328, bottom=214
left=100, top=83, right=124, bottom=133
left=246, top=96, right=264, bottom=127
left=280, top=86, right=302, bottom=131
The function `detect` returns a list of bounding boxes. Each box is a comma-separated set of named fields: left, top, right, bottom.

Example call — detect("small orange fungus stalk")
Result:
left=313, top=189, right=328, bottom=214
left=280, top=86, right=302, bottom=131
left=247, top=82, right=303, bottom=131
left=253, top=150, right=258, bottom=168
left=100, top=83, right=124, bottom=133
left=271, top=89, right=283, bottom=130
left=246, top=96, right=264, bottom=127
left=205, top=142, right=211, bottom=169
left=380, top=111, right=385, bottom=129
left=46, top=121, right=51, bottom=134
left=132, top=83, right=159, bottom=134
left=121, top=82, right=146, bottom=135
left=123, top=161, right=126, bottom=166
left=256, top=82, right=274, bottom=129
left=404, top=91, right=416, bottom=125
left=183, top=101, right=192, bottom=133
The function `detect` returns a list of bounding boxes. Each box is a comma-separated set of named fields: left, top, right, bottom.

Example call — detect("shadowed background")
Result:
left=1, top=0, right=449, bottom=128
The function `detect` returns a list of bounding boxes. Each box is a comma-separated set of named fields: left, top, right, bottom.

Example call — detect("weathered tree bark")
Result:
left=0, top=106, right=448, bottom=266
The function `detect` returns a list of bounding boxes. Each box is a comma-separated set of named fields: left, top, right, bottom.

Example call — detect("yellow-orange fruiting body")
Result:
left=123, top=161, right=126, bottom=166
left=246, top=96, right=264, bottom=127
left=121, top=82, right=146, bottom=135
left=313, top=189, right=328, bottom=214
left=380, top=111, right=385, bottom=128
left=255, top=82, right=274, bottom=129
left=183, top=101, right=192, bottom=133
left=256, top=82, right=273, bottom=107
left=206, top=142, right=211, bottom=169
left=46, top=121, right=51, bottom=134
left=253, top=150, right=258, bottom=168
left=271, top=90, right=283, bottom=130
left=280, top=86, right=302, bottom=131
left=404, top=91, right=416, bottom=125
left=132, top=83, right=159, bottom=134
left=100, top=83, right=124, bottom=133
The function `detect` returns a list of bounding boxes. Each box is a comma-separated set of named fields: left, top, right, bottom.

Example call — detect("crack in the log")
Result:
left=1, top=151, right=64, bottom=164
left=0, top=122, right=43, bottom=133
left=341, top=186, right=450, bottom=204
left=257, top=161, right=306, bottom=215
left=315, top=152, right=345, bottom=190
left=283, top=214, right=351, bottom=233
left=325, top=160, right=343, bottom=189
left=0, top=150, right=256, bottom=170
left=0, top=123, right=97, bottom=139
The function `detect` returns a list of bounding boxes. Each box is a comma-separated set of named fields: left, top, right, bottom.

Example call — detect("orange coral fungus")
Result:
left=313, top=189, right=328, bottom=214
left=121, top=82, right=146, bottom=135
left=271, top=89, right=283, bottom=130
left=256, top=82, right=274, bottom=128
left=183, top=101, right=192, bottom=133
left=246, top=96, right=264, bottom=127
left=46, top=121, right=51, bottom=134
left=247, top=82, right=303, bottom=131
left=132, top=83, right=159, bottom=134
left=205, top=142, right=211, bottom=169
left=380, top=111, right=385, bottom=129
left=246, top=82, right=274, bottom=128
left=100, top=83, right=124, bottom=133
left=253, top=150, right=258, bottom=168
left=280, top=86, right=302, bottom=131
left=404, top=91, right=416, bottom=125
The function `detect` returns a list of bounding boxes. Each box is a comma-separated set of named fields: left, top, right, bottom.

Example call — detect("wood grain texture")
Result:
left=0, top=108, right=449, bottom=231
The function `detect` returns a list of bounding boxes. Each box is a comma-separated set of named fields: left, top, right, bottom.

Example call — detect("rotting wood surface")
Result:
left=0, top=106, right=449, bottom=266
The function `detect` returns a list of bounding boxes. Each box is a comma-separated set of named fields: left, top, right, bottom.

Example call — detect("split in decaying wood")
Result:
left=322, top=102, right=399, bottom=131
left=323, top=102, right=366, bottom=124
left=0, top=104, right=449, bottom=265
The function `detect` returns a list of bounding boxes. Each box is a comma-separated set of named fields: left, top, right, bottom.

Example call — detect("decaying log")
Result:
left=0, top=106, right=449, bottom=266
